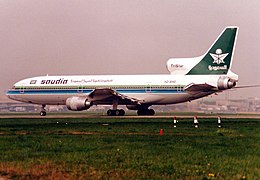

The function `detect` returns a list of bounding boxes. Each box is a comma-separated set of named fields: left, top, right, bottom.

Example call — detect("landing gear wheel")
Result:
left=137, top=108, right=155, bottom=116
left=40, top=111, right=46, bottom=116
left=148, top=109, right=155, bottom=115
left=119, top=109, right=125, bottom=116
left=40, top=105, right=47, bottom=116
left=107, top=109, right=125, bottom=116
left=107, top=109, right=113, bottom=116
left=115, top=110, right=120, bottom=116
left=137, top=109, right=145, bottom=116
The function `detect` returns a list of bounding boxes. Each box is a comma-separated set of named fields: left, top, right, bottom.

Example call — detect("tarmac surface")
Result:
left=1, top=112, right=260, bottom=119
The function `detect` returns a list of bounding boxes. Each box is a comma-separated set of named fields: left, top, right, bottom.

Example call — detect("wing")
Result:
left=87, top=88, right=142, bottom=105
left=184, top=83, right=217, bottom=95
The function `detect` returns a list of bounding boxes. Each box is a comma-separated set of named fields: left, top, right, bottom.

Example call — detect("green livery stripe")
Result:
left=187, top=27, right=238, bottom=75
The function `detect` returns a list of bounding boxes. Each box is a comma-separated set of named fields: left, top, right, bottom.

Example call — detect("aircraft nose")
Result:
left=6, top=92, right=11, bottom=99
left=6, top=90, right=15, bottom=100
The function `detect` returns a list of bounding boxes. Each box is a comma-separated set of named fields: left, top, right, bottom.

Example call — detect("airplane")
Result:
left=6, top=26, right=239, bottom=116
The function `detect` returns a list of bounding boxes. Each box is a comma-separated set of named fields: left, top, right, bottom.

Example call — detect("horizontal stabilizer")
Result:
left=233, top=84, right=260, bottom=89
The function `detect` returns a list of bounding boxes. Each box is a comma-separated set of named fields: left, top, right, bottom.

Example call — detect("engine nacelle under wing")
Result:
left=66, top=96, right=92, bottom=111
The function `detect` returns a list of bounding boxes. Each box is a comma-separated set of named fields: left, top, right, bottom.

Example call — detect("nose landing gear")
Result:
left=40, top=105, right=47, bottom=116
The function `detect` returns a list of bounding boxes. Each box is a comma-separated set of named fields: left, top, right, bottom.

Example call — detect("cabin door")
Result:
left=19, top=85, right=25, bottom=94
left=77, top=85, right=84, bottom=93
left=145, top=84, right=151, bottom=93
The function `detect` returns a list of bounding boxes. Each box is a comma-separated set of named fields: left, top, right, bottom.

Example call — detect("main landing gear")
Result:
left=106, top=99, right=126, bottom=116
left=137, top=108, right=155, bottom=116
left=40, top=105, right=47, bottom=116
left=107, top=109, right=125, bottom=116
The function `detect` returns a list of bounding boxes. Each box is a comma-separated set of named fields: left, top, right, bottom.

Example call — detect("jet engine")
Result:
left=217, top=77, right=236, bottom=90
left=66, top=96, right=92, bottom=111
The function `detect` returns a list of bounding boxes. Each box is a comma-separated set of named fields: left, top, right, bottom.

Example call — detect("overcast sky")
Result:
left=1, top=0, right=260, bottom=101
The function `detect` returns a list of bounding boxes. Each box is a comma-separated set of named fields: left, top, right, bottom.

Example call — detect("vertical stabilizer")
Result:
left=187, top=27, right=238, bottom=75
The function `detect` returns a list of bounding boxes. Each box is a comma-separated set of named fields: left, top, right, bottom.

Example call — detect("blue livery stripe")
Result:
left=7, top=88, right=185, bottom=95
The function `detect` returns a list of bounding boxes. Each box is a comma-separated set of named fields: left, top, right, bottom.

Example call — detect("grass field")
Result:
left=0, top=116, right=259, bottom=179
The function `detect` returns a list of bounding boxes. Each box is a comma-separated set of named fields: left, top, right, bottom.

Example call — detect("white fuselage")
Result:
left=6, top=74, right=230, bottom=106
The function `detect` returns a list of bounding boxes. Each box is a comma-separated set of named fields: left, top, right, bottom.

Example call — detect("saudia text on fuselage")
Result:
left=41, top=78, right=68, bottom=85
left=208, top=65, right=227, bottom=71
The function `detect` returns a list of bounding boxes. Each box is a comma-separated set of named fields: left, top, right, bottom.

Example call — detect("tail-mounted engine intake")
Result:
left=217, top=77, right=236, bottom=90
left=66, top=96, right=92, bottom=111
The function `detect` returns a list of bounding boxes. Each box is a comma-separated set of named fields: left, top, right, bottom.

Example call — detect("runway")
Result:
left=1, top=112, right=260, bottom=119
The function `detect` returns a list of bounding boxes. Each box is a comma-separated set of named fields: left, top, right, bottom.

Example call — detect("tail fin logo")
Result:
left=186, top=27, right=238, bottom=75
left=210, top=49, right=229, bottom=65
